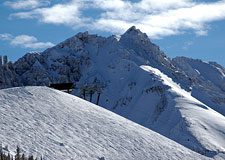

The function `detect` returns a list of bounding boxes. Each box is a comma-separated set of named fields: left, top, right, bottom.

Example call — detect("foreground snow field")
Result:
left=0, top=86, right=210, bottom=160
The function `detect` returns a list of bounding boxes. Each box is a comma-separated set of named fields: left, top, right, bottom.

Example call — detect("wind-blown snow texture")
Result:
left=1, top=26, right=225, bottom=158
left=0, top=86, right=210, bottom=160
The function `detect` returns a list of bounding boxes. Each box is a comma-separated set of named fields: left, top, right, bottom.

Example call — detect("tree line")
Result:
left=0, top=146, right=42, bottom=160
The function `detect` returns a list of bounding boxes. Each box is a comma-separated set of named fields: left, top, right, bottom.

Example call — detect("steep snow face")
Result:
left=172, top=57, right=225, bottom=93
left=0, top=86, right=210, bottom=160
left=172, top=57, right=225, bottom=116
left=11, top=27, right=225, bottom=158
left=140, top=65, right=225, bottom=157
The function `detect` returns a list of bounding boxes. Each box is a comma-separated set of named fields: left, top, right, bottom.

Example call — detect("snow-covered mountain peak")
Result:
left=1, top=27, right=225, bottom=159
left=75, top=31, right=100, bottom=43
left=118, top=26, right=172, bottom=68
left=120, top=26, right=151, bottom=47
left=126, top=25, right=137, bottom=31
left=56, top=31, right=104, bottom=51
left=122, top=26, right=148, bottom=38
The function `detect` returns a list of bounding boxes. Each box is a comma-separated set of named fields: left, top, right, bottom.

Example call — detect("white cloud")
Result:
left=0, top=33, right=13, bottom=40
left=7, top=0, right=225, bottom=39
left=195, top=30, right=208, bottom=36
left=10, top=0, right=88, bottom=27
left=0, top=34, right=54, bottom=49
left=182, top=41, right=194, bottom=50
left=91, top=0, right=129, bottom=10
left=135, top=0, right=194, bottom=12
left=37, top=3, right=83, bottom=25
left=4, top=0, right=50, bottom=10
left=90, top=0, right=225, bottom=38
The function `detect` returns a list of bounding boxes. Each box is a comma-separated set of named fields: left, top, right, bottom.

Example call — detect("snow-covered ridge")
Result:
left=140, top=65, right=225, bottom=156
left=0, top=86, right=210, bottom=160
left=172, top=57, right=225, bottom=116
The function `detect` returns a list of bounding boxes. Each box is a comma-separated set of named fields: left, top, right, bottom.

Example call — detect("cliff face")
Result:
left=0, top=55, right=21, bottom=89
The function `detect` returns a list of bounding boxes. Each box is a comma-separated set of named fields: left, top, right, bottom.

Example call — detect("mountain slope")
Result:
left=139, top=65, right=225, bottom=157
left=172, top=57, right=225, bottom=116
left=2, top=26, right=225, bottom=157
left=0, top=86, right=210, bottom=160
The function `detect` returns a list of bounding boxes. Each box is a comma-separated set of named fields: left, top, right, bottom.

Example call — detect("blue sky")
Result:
left=0, top=0, right=225, bottom=67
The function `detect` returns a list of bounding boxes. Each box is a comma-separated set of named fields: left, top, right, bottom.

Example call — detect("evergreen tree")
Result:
left=21, top=154, right=26, bottom=160
left=0, top=148, right=3, bottom=160
left=28, top=155, right=33, bottom=160
left=0, top=150, right=7, bottom=160
left=0, top=145, right=41, bottom=160
left=15, top=146, right=21, bottom=160
left=0, top=146, right=6, bottom=160
left=7, top=153, right=10, bottom=160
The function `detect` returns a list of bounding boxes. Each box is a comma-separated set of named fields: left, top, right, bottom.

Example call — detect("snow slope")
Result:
left=140, top=65, right=225, bottom=158
left=0, top=86, right=210, bottom=160
left=172, top=57, right=225, bottom=116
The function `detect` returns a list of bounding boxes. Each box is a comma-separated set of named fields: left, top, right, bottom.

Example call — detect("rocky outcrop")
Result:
left=0, top=55, right=21, bottom=89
